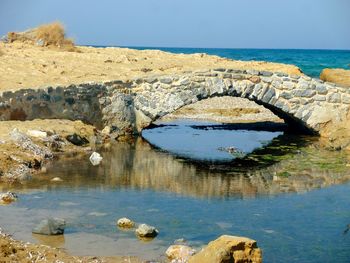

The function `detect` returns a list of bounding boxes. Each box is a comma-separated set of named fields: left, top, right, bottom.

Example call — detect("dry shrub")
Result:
left=35, top=22, right=77, bottom=51
left=36, top=22, right=64, bottom=46
left=0, top=48, right=3, bottom=56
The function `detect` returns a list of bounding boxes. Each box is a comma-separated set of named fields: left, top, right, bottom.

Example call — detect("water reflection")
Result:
left=3, top=136, right=350, bottom=198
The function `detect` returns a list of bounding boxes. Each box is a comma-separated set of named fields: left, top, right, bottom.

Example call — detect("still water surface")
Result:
left=0, top=120, right=350, bottom=262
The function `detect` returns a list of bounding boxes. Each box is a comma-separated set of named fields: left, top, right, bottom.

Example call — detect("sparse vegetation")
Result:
left=0, top=48, right=3, bottom=56
left=7, top=22, right=77, bottom=52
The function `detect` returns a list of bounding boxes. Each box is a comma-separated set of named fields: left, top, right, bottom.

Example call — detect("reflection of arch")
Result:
left=8, top=138, right=350, bottom=198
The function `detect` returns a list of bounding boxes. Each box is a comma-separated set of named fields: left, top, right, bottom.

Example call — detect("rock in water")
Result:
left=0, top=192, right=18, bottom=204
left=166, top=245, right=196, bottom=262
left=189, top=235, right=262, bottom=263
left=66, top=133, right=89, bottom=146
left=89, top=152, right=103, bottom=166
left=32, top=218, right=66, bottom=235
left=117, top=217, right=135, bottom=228
left=135, top=224, right=158, bottom=238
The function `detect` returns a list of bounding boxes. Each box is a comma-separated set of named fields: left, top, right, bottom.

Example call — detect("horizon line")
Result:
left=79, top=44, right=350, bottom=52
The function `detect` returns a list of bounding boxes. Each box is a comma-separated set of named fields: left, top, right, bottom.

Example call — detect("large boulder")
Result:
left=189, top=235, right=262, bottom=263
left=320, top=68, right=350, bottom=87
left=32, top=218, right=66, bottom=235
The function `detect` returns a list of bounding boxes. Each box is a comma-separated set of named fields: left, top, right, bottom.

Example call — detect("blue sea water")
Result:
left=129, top=46, right=350, bottom=78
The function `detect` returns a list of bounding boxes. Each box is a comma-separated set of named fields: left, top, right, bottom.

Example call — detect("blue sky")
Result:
left=0, top=0, right=349, bottom=49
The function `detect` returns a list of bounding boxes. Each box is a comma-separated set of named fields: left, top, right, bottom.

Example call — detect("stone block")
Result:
left=327, top=93, right=341, bottom=103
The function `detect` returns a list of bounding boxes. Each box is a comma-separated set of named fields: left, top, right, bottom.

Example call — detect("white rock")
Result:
left=117, top=217, right=135, bottom=228
left=27, top=130, right=48, bottom=138
left=166, top=245, right=196, bottom=262
left=89, top=152, right=103, bottom=166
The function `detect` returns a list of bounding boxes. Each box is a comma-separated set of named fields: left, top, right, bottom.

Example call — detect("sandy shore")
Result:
left=0, top=42, right=302, bottom=92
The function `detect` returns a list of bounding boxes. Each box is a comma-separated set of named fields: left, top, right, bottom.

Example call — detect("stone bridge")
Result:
left=0, top=68, right=349, bottom=143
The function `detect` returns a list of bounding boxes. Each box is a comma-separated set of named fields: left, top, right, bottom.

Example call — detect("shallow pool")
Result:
left=1, top=120, right=350, bottom=262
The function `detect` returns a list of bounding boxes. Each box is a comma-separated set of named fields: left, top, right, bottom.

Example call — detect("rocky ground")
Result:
left=320, top=68, right=350, bottom=87
left=0, top=119, right=101, bottom=183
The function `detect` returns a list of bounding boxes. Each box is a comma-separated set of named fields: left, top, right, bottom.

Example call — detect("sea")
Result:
left=128, top=47, right=350, bottom=78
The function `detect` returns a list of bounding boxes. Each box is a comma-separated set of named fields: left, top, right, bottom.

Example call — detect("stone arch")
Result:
left=0, top=68, right=349, bottom=141
left=132, top=69, right=350, bottom=136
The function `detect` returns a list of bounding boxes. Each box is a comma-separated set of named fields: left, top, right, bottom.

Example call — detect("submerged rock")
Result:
left=117, top=217, right=135, bottom=228
left=32, top=218, right=66, bottom=235
left=189, top=235, right=262, bottom=263
left=0, top=192, right=18, bottom=204
left=217, top=146, right=246, bottom=158
left=89, top=152, right=103, bottom=166
left=51, top=177, right=63, bottom=182
left=166, top=245, right=196, bottom=262
left=66, top=133, right=89, bottom=146
left=135, top=224, right=158, bottom=238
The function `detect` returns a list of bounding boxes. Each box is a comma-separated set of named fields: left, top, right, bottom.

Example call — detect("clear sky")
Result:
left=0, top=0, right=349, bottom=50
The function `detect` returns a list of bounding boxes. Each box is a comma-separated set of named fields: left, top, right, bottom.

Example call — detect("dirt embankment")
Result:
left=320, top=68, right=350, bottom=87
